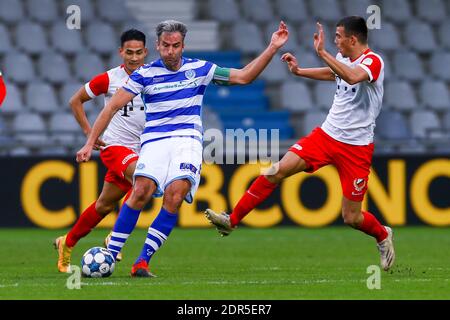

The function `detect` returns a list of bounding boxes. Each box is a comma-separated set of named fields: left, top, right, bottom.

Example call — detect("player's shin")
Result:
left=134, top=207, right=178, bottom=264
left=230, top=175, right=278, bottom=227
left=357, top=211, right=388, bottom=243
left=107, top=203, right=141, bottom=261
left=66, top=201, right=104, bottom=248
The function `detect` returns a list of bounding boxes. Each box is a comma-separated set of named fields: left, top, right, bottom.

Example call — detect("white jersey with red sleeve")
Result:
left=85, top=65, right=145, bottom=153
left=321, top=48, right=384, bottom=145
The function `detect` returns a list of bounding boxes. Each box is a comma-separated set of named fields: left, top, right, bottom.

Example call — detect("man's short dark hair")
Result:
left=336, top=16, right=368, bottom=44
left=120, top=29, right=146, bottom=47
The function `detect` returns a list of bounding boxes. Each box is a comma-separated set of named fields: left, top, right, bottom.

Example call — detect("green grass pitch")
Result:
left=0, top=227, right=449, bottom=300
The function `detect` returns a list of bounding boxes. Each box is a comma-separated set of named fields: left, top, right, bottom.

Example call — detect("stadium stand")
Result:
left=0, top=0, right=449, bottom=156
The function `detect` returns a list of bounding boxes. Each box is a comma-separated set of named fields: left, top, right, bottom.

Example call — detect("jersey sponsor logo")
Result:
left=353, top=178, right=367, bottom=192
left=292, top=144, right=303, bottom=151
left=362, top=58, right=373, bottom=66
left=137, top=163, right=145, bottom=170
left=185, top=69, right=196, bottom=80
left=180, top=162, right=198, bottom=174
left=121, top=153, right=138, bottom=165
left=153, top=76, right=165, bottom=83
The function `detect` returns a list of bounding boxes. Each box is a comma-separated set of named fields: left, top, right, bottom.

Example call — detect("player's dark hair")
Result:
left=120, top=29, right=146, bottom=47
left=336, top=16, right=368, bottom=44
left=156, top=20, right=187, bottom=40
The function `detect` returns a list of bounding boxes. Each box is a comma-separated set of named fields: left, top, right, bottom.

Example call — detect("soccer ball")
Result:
left=81, top=247, right=115, bottom=278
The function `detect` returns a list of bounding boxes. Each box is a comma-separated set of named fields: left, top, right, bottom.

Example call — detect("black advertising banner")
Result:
left=2, top=155, right=450, bottom=228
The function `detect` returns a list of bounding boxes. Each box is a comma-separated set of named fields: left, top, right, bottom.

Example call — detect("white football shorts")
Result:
left=134, top=136, right=202, bottom=203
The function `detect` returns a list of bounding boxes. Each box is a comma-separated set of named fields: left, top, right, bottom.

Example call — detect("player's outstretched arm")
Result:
left=314, top=22, right=369, bottom=85
left=281, top=52, right=335, bottom=81
left=69, top=87, right=105, bottom=150
left=76, top=88, right=135, bottom=162
left=228, top=21, right=289, bottom=85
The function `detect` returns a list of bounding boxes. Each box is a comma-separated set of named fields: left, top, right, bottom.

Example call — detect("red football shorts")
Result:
left=288, top=127, right=374, bottom=202
left=100, top=146, right=139, bottom=193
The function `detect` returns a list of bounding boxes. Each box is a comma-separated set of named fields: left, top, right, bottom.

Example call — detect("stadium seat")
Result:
left=15, top=21, right=48, bottom=55
left=438, top=21, right=450, bottom=49
left=0, top=24, right=13, bottom=55
left=430, top=51, right=450, bottom=81
left=409, top=110, right=442, bottom=139
left=260, top=54, right=290, bottom=83
left=207, top=0, right=241, bottom=23
left=202, top=107, right=224, bottom=132
left=50, top=21, right=84, bottom=55
left=275, top=0, right=309, bottom=24
left=0, top=0, right=25, bottom=26
left=382, top=0, right=412, bottom=23
left=301, top=111, right=328, bottom=136
left=419, top=81, right=450, bottom=111
left=96, top=0, right=133, bottom=24
left=49, top=113, right=82, bottom=144
left=398, top=140, right=428, bottom=154
left=184, top=51, right=243, bottom=68
left=375, top=110, right=411, bottom=140
left=443, top=112, right=450, bottom=132
left=293, top=49, right=325, bottom=68
left=86, top=22, right=118, bottom=55
left=27, top=0, right=58, bottom=25
left=231, top=22, right=265, bottom=54
left=404, top=20, right=437, bottom=54
left=280, top=81, right=313, bottom=112
left=384, top=81, right=417, bottom=111
left=370, top=22, right=401, bottom=52
left=62, top=0, right=95, bottom=25
left=0, top=83, right=26, bottom=115
left=416, top=0, right=447, bottom=24
left=38, top=51, right=71, bottom=84
left=74, top=52, right=105, bottom=82
left=309, top=0, right=343, bottom=22
left=392, top=51, right=424, bottom=82
left=242, top=0, right=274, bottom=24
left=26, top=83, right=60, bottom=114
left=9, top=147, right=32, bottom=156
left=12, top=113, right=48, bottom=146
left=37, top=146, right=69, bottom=156
left=342, top=0, right=372, bottom=17
left=313, top=82, right=337, bottom=110
left=3, top=52, right=37, bottom=85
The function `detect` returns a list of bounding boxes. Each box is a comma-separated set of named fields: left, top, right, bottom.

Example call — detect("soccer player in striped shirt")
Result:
left=206, top=17, right=395, bottom=272
left=54, top=29, right=148, bottom=273
left=77, top=20, right=289, bottom=277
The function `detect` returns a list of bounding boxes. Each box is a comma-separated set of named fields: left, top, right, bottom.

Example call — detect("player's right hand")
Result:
left=93, top=138, right=106, bottom=151
left=281, top=52, right=299, bottom=73
left=76, top=144, right=93, bottom=163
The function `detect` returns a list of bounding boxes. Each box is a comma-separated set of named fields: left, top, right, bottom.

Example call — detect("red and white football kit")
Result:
left=85, top=65, right=146, bottom=192
left=289, top=48, right=384, bottom=201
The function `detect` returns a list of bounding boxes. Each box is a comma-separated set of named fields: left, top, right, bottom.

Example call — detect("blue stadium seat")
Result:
left=384, top=81, right=417, bottom=111
left=438, top=21, right=450, bottom=49
left=3, top=52, right=37, bottom=85
left=416, top=0, right=447, bottom=24
left=419, top=81, right=450, bottom=111
left=0, top=83, right=27, bottom=115
left=207, top=0, right=241, bottom=23
left=0, top=0, right=25, bottom=26
left=410, top=110, right=441, bottom=139
left=62, top=0, right=95, bottom=25
left=37, top=146, right=69, bottom=156
left=275, top=0, right=309, bottom=24
left=16, top=21, right=48, bottom=55
left=443, top=111, right=450, bottom=132
left=260, top=54, right=290, bottom=84
left=231, top=22, right=265, bottom=54
left=96, top=0, right=133, bottom=24
left=280, top=81, right=313, bottom=112
left=310, top=0, right=343, bottom=22
left=242, top=0, right=274, bottom=24
left=27, top=0, right=58, bottom=25
left=60, top=81, right=97, bottom=113
left=38, top=51, right=71, bottom=84
left=13, top=113, right=48, bottom=145
left=370, top=22, right=401, bottom=52
left=26, top=83, right=60, bottom=114
left=375, top=110, right=411, bottom=140
left=9, top=147, right=32, bottom=156
left=49, top=113, right=82, bottom=144
left=0, top=24, right=13, bottom=55
left=430, top=51, right=450, bottom=81
left=382, top=0, right=412, bottom=23
left=342, top=0, right=372, bottom=17
left=74, top=52, right=105, bottom=82
left=51, top=21, right=84, bottom=55
left=393, top=51, right=424, bottom=82
left=301, top=111, right=328, bottom=136
left=184, top=51, right=242, bottom=68
left=404, top=20, right=437, bottom=54
left=313, top=82, right=336, bottom=110
left=86, top=22, right=118, bottom=55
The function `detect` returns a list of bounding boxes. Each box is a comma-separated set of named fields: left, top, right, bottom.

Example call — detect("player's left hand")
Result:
left=314, top=22, right=326, bottom=56
left=270, top=21, right=289, bottom=50
left=76, top=144, right=93, bottom=163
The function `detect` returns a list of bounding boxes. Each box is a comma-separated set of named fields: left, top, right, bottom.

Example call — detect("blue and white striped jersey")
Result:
left=123, top=57, right=230, bottom=147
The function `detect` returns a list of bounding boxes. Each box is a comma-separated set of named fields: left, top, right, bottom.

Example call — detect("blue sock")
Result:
left=107, top=203, right=141, bottom=261
left=134, top=207, right=178, bottom=265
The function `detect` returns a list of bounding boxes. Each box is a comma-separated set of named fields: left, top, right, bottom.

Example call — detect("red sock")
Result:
left=358, top=211, right=388, bottom=243
left=66, top=201, right=104, bottom=247
left=230, top=176, right=278, bottom=227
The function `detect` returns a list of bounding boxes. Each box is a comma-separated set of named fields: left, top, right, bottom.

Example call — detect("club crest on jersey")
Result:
left=137, top=163, right=145, bottom=170
left=353, top=178, right=366, bottom=192
left=185, top=69, right=196, bottom=80
left=180, top=162, right=198, bottom=174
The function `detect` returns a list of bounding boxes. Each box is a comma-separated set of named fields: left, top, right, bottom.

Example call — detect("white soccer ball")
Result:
left=81, top=247, right=115, bottom=278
